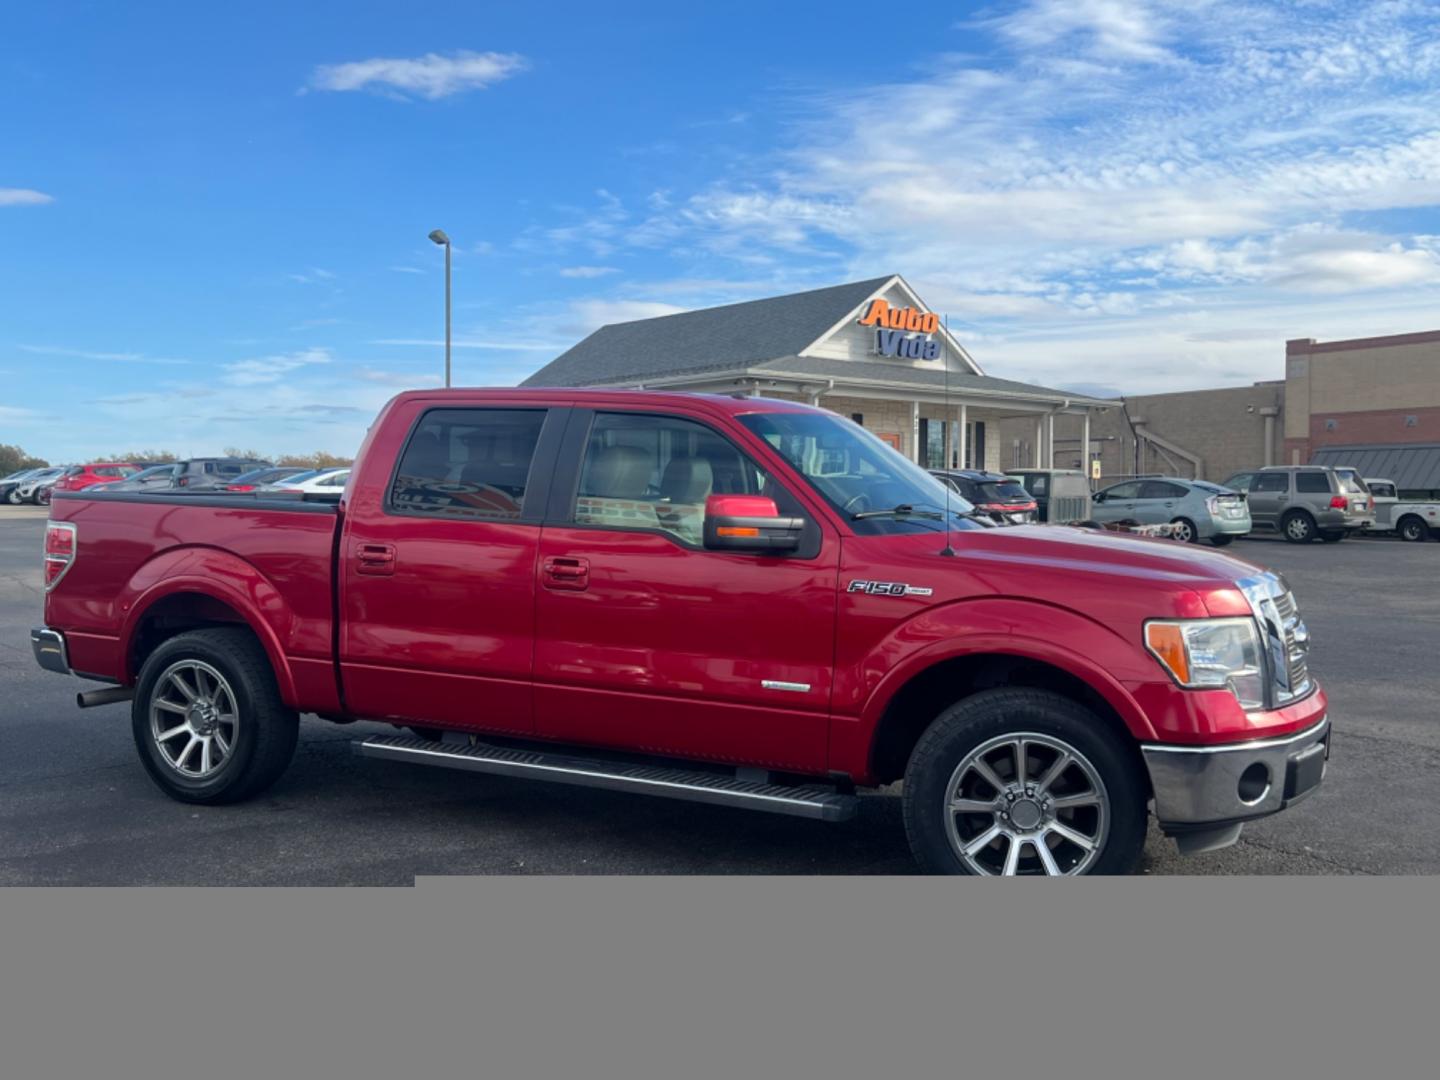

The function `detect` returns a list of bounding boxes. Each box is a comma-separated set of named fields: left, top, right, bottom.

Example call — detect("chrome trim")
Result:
left=31, top=627, right=71, bottom=676
left=1142, top=715, right=1329, bottom=827
left=761, top=680, right=811, bottom=693
left=1236, top=571, right=1312, bottom=707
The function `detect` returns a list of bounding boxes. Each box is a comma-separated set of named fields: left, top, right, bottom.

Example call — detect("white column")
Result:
left=957, top=403, right=967, bottom=468
left=1081, top=410, right=1092, bottom=481
left=911, top=401, right=921, bottom=464
left=1034, top=418, right=1044, bottom=467
left=1046, top=414, right=1056, bottom=468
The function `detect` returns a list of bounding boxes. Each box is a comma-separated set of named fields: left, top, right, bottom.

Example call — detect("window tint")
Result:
left=1253, top=472, right=1290, bottom=493
left=1294, top=472, right=1332, bottom=493
left=1139, top=480, right=1188, bottom=499
left=391, top=408, right=546, bottom=520
left=1102, top=482, right=1142, bottom=500
left=574, top=412, right=782, bottom=547
left=977, top=480, right=1031, bottom=502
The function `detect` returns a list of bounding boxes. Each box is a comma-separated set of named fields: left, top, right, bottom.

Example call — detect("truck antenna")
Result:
left=939, top=313, right=957, bottom=558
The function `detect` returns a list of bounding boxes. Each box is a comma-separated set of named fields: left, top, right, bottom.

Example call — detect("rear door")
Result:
left=1246, top=471, right=1290, bottom=527
left=531, top=407, right=839, bottom=773
left=339, top=402, right=567, bottom=734
left=1136, top=480, right=1189, bottom=524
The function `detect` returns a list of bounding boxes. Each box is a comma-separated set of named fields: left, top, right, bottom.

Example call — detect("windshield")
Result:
left=2, top=469, right=37, bottom=483
left=129, top=464, right=176, bottom=482
left=738, top=411, right=982, bottom=535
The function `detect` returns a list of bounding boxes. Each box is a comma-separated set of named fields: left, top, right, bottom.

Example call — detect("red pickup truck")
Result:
left=33, top=389, right=1330, bottom=875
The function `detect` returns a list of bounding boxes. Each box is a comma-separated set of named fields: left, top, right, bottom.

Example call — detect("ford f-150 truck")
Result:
left=32, top=389, right=1329, bottom=875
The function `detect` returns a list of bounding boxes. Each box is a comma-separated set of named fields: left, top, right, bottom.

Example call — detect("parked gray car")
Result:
left=104, top=457, right=271, bottom=493
left=1088, top=476, right=1251, bottom=545
left=1220, top=465, right=1374, bottom=543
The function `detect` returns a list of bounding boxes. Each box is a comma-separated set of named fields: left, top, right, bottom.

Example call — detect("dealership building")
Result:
left=523, top=275, right=1112, bottom=472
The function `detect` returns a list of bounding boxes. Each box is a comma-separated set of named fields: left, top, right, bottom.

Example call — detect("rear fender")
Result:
left=118, top=546, right=298, bottom=705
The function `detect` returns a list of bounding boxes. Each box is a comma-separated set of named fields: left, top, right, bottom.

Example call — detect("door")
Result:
left=1245, top=472, right=1290, bottom=528
left=339, top=405, right=565, bottom=735
left=1091, top=480, right=1141, bottom=522
left=1136, top=479, right=1189, bottom=524
left=532, top=409, right=839, bottom=773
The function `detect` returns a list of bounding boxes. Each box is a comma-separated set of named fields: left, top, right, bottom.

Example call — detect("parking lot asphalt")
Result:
left=2, top=502, right=1437, bottom=882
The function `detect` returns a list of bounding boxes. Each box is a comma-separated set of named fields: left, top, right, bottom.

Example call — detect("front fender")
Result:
left=117, top=546, right=298, bottom=704
left=829, top=598, right=1159, bottom=781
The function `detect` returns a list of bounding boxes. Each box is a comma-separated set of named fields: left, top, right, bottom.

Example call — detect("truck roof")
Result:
left=383, top=387, right=821, bottom=417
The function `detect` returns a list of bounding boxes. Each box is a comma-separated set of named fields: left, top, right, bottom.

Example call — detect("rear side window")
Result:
left=391, top=408, right=546, bottom=521
left=1139, top=480, right=1188, bottom=499
left=1295, top=472, right=1332, bottom=493
left=1253, top=473, right=1289, bottom=493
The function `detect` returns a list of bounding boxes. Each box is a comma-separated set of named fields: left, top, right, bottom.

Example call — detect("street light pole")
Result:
left=428, top=229, right=452, bottom=387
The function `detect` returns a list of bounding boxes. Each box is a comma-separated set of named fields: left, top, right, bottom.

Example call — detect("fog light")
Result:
left=1238, top=762, right=1271, bottom=805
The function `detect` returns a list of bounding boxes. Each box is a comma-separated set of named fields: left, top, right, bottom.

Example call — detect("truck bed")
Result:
left=45, top=490, right=342, bottom=710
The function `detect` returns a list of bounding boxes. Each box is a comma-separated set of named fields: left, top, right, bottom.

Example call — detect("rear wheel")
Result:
left=132, top=627, right=298, bottom=804
left=1169, top=517, right=1198, bottom=544
left=1399, top=516, right=1429, bottom=543
left=902, top=689, right=1146, bottom=876
left=1282, top=511, right=1316, bottom=543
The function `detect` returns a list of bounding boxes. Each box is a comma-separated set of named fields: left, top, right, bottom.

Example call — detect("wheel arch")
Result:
left=863, top=648, right=1153, bottom=787
left=120, top=552, right=297, bottom=706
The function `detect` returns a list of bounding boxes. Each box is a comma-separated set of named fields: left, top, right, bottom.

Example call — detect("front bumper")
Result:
left=31, top=626, right=72, bottom=675
left=1142, top=715, right=1330, bottom=843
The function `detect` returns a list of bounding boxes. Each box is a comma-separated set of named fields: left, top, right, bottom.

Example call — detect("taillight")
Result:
left=44, top=521, right=77, bottom=591
left=177, top=475, right=189, bottom=487
left=1206, top=496, right=1220, bottom=514
left=228, top=484, right=256, bottom=492
left=1329, top=496, right=1347, bottom=509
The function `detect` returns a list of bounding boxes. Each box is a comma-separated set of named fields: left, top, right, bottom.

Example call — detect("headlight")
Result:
left=1145, top=618, right=1266, bottom=710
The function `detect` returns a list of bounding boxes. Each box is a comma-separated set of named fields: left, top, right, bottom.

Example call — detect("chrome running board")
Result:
left=354, top=734, right=858, bottom=822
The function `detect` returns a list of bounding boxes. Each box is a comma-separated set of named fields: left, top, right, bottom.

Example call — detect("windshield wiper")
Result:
left=852, top=503, right=946, bottom=521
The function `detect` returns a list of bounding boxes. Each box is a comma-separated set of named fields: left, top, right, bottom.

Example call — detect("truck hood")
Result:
left=859, top=524, right=1268, bottom=619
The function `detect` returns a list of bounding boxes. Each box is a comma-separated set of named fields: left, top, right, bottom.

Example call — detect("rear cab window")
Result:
left=390, top=408, right=547, bottom=521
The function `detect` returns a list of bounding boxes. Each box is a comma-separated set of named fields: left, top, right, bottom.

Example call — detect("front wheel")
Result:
left=902, top=689, right=1147, bottom=876
left=3, top=488, right=19, bottom=505
left=1399, top=517, right=1429, bottom=543
left=132, top=627, right=299, bottom=805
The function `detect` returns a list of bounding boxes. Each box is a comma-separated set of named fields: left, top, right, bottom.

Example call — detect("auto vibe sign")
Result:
left=856, top=299, right=942, bottom=360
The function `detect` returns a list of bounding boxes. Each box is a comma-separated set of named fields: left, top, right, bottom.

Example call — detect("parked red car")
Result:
left=51, top=462, right=141, bottom=495
left=33, top=389, right=1329, bottom=875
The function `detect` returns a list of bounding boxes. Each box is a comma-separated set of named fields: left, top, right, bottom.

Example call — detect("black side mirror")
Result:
left=1092, top=491, right=1106, bottom=503
left=703, top=495, right=803, bottom=553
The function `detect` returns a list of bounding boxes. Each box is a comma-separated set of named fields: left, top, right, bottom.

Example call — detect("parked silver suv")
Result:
left=1220, top=466, right=1374, bottom=543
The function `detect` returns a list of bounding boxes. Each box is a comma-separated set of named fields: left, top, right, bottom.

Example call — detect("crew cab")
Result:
left=33, top=390, right=1330, bottom=875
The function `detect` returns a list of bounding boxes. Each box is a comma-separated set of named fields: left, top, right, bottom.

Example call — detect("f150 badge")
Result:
left=847, top=580, right=933, bottom=597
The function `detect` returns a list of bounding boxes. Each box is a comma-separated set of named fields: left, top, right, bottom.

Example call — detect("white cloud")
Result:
left=222, top=347, right=333, bottom=386
left=388, top=265, right=424, bottom=274
left=559, top=265, right=619, bottom=278
left=306, top=51, right=527, bottom=100
left=18, top=344, right=190, bottom=365
left=0, top=188, right=53, bottom=207
left=288, top=267, right=335, bottom=284
left=986, top=0, right=1181, bottom=64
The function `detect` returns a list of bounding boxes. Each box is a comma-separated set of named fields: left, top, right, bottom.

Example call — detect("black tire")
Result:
left=37, top=487, right=51, bottom=506
left=3, top=488, right=18, bottom=505
left=1282, top=510, right=1316, bottom=543
left=902, top=688, right=1147, bottom=876
left=1319, top=530, right=1345, bottom=543
left=1210, top=534, right=1234, bottom=547
left=1169, top=517, right=1199, bottom=544
left=131, top=627, right=299, bottom=805
left=1398, top=516, right=1429, bottom=543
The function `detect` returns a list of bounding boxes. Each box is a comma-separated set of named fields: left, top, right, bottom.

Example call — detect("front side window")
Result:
left=573, top=412, right=785, bottom=547
left=391, top=408, right=546, bottom=521
left=1101, top=481, right=1142, bottom=500
left=738, top=410, right=980, bottom=536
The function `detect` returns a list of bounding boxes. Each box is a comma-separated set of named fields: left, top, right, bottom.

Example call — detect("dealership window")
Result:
left=573, top=412, right=787, bottom=547
left=390, top=408, right=546, bottom=520
left=918, top=418, right=947, bottom=470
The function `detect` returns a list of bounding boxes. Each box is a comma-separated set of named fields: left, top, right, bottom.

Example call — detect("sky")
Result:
left=4, top=0, right=1440, bottom=463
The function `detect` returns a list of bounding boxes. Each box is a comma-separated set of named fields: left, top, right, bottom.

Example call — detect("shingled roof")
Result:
left=521, top=277, right=893, bottom=388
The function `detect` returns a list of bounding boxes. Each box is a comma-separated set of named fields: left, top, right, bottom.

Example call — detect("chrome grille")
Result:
left=1238, top=573, right=1312, bottom=706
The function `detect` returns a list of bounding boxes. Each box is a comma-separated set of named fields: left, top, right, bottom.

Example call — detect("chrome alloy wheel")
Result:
left=1170, top=519, right=1195, bottom=543
left=943, top=732, right=1110, bottom=876
left=1285, top=516, right=1311, bottom=541
left=149, top=659, right=240, bottom=779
